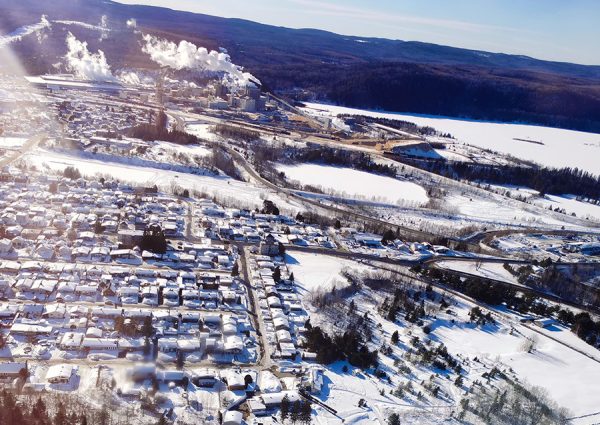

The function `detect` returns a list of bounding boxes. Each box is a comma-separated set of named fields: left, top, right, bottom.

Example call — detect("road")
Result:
left=236, top=244, right=273, bottom=370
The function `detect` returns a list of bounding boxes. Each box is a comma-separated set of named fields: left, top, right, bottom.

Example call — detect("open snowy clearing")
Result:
left=432, top=318, right=600, bottom=419
left=444, top=192, right=587, bottom=230
left=302, top=103, right=600, bottom=175
left=185, top=123, right=219, bottom=142
left=434, top=260, right=518, bottom=284
left=0, top=136, right=27, bottom=148
left=276, top=162, right=429, bottom=205
left=23, top=149, right=302, bottom=212
left=150, top=140, right=212, bottom=158
left=285, top=251, right=372, bottom=293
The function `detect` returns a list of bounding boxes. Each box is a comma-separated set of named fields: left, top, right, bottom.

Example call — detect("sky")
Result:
left=115, top=0, right=600, bottom=65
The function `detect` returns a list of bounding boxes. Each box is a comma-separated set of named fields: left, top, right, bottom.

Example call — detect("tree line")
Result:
left=397, top=157, right=600, bottom=200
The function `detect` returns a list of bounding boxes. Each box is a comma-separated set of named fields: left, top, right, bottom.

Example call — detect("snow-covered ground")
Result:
left=286, top=251, right=372, bottom=293
left=186, top=123, right=219, bottom=142
left=23, top=148, right=302, bottom=212
left=276, top=162, right=429, bottom=206
left=433, top=317, right=600, bottom=419
left=434, top=260, right=518, bottom=284
left=0, top=136, right=27, bottom=148
left=536, top=194, right=600, bottom=222
left=302, top=103, right=600, bottom=175
left=444, top=191, right=590, bottom=230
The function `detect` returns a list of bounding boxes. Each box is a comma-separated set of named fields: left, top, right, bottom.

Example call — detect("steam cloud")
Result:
left=126, top=18, right=137, bottom=29
left=142, top=34, right=260, bottom=86
left=0, top=15, right=51, bottom=47
left=64, top=32, right=116, bottom=82
left=99, top=15, right=109, bottom=40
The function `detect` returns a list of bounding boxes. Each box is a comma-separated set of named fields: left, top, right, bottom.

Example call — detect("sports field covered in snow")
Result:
left=276, top=162, right=429, bottom=205
left=302, top=103, right=600, bottom=175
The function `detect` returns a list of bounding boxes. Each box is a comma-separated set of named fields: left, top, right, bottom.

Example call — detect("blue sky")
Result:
left=115, top=0, right=600, bottom=65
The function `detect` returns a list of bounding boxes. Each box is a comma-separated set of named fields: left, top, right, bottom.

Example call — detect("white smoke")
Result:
left=54, top=20, right=110, bottom=33
left=126, top=18, right=137, bottom=29
left=99, top=15, right=109, bottom=41
left=141, top=34, right=260, bottom=87
left=117, top=70, right=155, bottom=86
left=64, top=32, right=117, bottom=82
left=0, top=15, right=51, bottom=47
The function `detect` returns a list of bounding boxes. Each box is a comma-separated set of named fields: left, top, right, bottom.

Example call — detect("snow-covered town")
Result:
left=0, top=2, right=600, bottom=425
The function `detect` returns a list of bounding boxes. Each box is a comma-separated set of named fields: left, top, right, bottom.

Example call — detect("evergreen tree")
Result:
left=388, top=412, right=401, bottom=425
left=54, top=402, right=68, bottom=425
left=273, top=266, right=281, bottom=282
left=231, top=262, right=239, bottom=277
left=391, top=330, right=399, bottom=344
left=290, top=401, right=302, bottom=424
left=299, top=400, right=312, bottom=424
left=280, top=394, right=291, bottom=422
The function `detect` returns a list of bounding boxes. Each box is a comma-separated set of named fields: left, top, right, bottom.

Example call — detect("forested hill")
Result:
left=1, top=0, right=600, bottom=132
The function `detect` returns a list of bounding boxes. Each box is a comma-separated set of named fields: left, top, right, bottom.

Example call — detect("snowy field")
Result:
left=443, top=191, right=591, bottom=230
left=23, top=149, right=302, bottom=212
left=433, top=317, right=600, bottom=420
left=302, top=103, right=600, bottom=175
left=276, top=162, right=429, bottom=206
left=0, top=136, right=27, bottom=148
left=150, top=140, right=211, bottom=158
left=288, top=252, right=600, bottom=423
left=186, top=123, right=219, bottom=142
left=286, top=251, right=372, bottom=293
left=434, top=260, right=518, bottom=284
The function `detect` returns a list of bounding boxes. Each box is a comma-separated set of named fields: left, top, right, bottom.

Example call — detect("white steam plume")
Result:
left=64, top=32, right=116, bottom=82
left=0, top=15, right=51, bottom=47
left=142, top=34, right=260, bottom=87
left=99, top=15, right=109, bottom=40
left=126, top=18, right=137, bottom=29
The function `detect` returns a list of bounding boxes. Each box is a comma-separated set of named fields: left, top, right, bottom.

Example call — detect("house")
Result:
left=354, top=233, right=382, bottom=247
left=223, top=411, right=243, bottom=425
left=46, top=364, right=75, bottom=384
left=59, top=332, right=85, bottom=350
left=259, top=234, right=279, bottom=256
left=156, top=370, right=186, bottom=385
left=303, top=368, right=324, bottom=394
left=81, top=338, right=119, bottom=351
left=223, top=335, right=244, bottom=354
left=10, top=323, right=53, bottom=336
left=533, top=318, right=555, bottom=328
left=192, top=369, right=217, bottom=387
left=248, top=391, right=301, bottom=415
left=129, top=364, right=156, bottom=382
